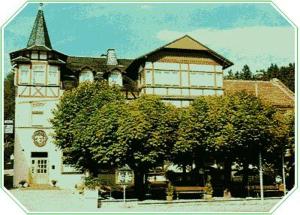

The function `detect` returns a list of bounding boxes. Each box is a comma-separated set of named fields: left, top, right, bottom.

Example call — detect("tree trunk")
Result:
left=224, top=159, right=232, bottom=190
left=242, top=161, right=249, bottom=197
left=182, top=165, right=187, bottom=184
left=134, top=169, right=145, bottom=201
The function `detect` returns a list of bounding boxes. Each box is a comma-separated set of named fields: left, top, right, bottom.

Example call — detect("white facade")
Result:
left=13, top=61, right=82, bottom=188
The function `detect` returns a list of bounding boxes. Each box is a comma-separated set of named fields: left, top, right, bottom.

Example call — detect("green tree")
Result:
left=4, top=72, right=15, bottom=165
left=240, top=65, right=253, bottom=80
left=4, top=72, right=15, bottom=120
left=172, top=92, right=276, bottom=195
left=266, top=110, right=295, bottom=188
left=224, top=70, right=235, bottom=80
left=116, top=95, right=179, bottom=200
left=220, top=92, right=274, bottom=196
left=51, top=81, right=125, bottom=175
left=172, top=97, right=212, bottom=186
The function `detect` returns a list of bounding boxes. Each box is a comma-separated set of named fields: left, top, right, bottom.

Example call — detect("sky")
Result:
left=3, top=2, right=295, bottom=75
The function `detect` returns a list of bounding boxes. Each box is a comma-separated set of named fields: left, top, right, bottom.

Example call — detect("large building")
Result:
left=10, top=7, right=294, bottom=188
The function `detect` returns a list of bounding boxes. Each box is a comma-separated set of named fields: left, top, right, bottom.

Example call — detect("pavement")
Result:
left=8, top=188, right=282, bottom=213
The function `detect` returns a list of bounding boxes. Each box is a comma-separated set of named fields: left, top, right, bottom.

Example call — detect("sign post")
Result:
left=123, top=185, right=126, bottom=203
left=115, top=165, right=134, bottom=205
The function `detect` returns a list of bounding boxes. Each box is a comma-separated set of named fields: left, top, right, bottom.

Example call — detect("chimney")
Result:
left=106, top=49, right=118, bottom=65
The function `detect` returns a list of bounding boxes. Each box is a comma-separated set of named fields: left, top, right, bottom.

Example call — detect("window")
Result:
left=79, top=70, right=94, bottom=83
left=181, top=71, right=189, bottom=87
left=19, top=65, right=30, bottom=84
left=153, top=62, right=180, bottom=70
left=145, top=62, right=152, bottom=69
left=168, top=88, right=181, bottom=95
left=155, top=70, right=179, bottom=86
left=215, top=65, right=223, bottom=72
left=190, top=64, right=213, bottom=72
left=108, top=71, right=122, bottom=86
left=31, top=52, right=38, bottom=59
left=182, top=101, right=190, bottom=107
left=203, top=89, right=216, bottom=96
left=145, top=70, right=152, bottom=85
left=48, top=65, right=58, bottom=85
left=40, top=52, right=47, bottom=60
left=190, top=89, right=203, bottom=96
left=216, top=90, right=223, bottom=96
left=32, top=65, right=45, bottom=85
left=190, top=72, right=214, bottom=87
left=155, top=88, right=167, bottom=95
left=216, top=74, right=223, bottom=87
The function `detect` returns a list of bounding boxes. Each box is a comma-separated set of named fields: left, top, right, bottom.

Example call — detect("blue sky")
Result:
left=4, top=3, right=295, bottom=75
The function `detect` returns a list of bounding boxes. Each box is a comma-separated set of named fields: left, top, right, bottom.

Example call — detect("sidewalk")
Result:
left=9, top=188, right=282, bottom=212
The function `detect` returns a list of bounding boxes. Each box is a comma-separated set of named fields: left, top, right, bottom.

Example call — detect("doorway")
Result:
left=31, top=152, right=49, bottom=184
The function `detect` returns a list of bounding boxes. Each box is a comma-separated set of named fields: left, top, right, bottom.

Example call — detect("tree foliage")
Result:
left=4, top=72, right=15, bottom=164
left=4, top=72, right=15, bottom=120
left=51, top=81, right=125, bottom=175
left=51, top=80, right=294, bottom=197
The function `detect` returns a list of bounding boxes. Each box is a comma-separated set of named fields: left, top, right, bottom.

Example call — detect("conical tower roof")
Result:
left=27, top=5, right=52, bottom=49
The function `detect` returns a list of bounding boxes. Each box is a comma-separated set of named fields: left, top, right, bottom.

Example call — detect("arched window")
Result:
left=108, top=71, right=122, bottom=86
left=79, top=69, right=94, bottom=83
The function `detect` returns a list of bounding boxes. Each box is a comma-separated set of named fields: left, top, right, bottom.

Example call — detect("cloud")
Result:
left=157, top=26, right=295, bottom=72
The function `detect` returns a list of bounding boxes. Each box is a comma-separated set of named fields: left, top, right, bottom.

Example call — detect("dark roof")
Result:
left=11, top=56, right=31, bottom=63
left=66, top=56, right=133, bottom=74
left=27, top=8, right=52, bottom=49
left=223, top=79, right=294, bottom=109
left=128, top=35, right=233, bottom=70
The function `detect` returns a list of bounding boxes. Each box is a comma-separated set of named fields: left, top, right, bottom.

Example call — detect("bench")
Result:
left=174, top=186, right=207, bottom=199
left=246, top=184, right=284, bottom=197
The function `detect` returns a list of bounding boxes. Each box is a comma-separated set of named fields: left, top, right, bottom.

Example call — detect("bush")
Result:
left=84, top=176, right=103, bottom=190
left=18, top=180, right=27, bottom=188
left=166, top=182, right=174, bottom=197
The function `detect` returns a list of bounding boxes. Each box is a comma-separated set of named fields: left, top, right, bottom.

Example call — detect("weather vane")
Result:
left=39, top=3, right=44, bottom=10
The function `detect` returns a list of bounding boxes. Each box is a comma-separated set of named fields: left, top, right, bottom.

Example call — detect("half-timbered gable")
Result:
left=126, top=35, right=233, bottom=107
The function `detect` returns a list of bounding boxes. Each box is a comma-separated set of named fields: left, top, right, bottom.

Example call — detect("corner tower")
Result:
left=10, top=4, right=70, bottom=187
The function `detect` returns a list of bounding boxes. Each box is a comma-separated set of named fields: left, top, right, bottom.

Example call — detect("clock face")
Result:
left=32, top=130, right=48, bottom=147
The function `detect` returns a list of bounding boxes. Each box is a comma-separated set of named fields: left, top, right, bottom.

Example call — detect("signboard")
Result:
left=115, top=166, right=134, bottom=185
left=115, top=165, right=134, bottom=204
left=4, top=120, right=14, bottom=134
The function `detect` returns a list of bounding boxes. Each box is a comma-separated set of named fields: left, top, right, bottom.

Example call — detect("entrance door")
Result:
left=31, top=152, right=49, bottom=184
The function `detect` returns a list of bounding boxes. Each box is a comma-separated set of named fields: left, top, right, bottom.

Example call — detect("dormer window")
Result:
left=108, top=71, right=122, bottom=86
left=40, top=52, right=47, bottom=60
left=79, top=69, right=94, bottom=83
left=31, top=51, right=38, bottom=59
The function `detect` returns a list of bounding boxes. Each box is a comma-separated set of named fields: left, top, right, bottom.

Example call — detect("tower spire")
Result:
left=27, top=3, right=52, bottom=49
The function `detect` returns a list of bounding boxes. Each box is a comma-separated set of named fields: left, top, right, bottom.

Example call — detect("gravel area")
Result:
left=9, top=189, right=282, bottom=213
